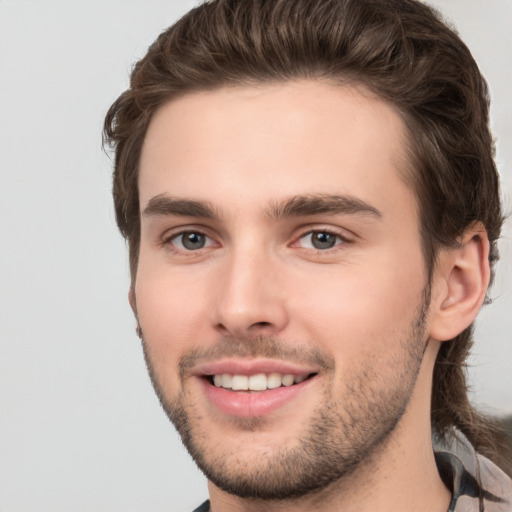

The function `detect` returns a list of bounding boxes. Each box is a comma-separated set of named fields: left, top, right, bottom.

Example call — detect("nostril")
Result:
left=251, top=321, right=271, bottom=328
left=213, top=320, right=278, bottom=340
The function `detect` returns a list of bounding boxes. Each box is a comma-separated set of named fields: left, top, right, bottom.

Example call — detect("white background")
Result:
left=0, top=1, right=510, bottom=511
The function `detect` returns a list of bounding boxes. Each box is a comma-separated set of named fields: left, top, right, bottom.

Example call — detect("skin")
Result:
left=133, top=80, right=488, bottom=512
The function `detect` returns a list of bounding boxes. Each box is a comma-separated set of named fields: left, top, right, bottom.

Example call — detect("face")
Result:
left=135, top=81, right=432, bottom=499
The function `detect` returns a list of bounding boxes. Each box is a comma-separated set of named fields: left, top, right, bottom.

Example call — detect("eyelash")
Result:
left=294, top=229, right=350, bottom=251
left=162, top=227, right=352, bottom=255
left=163, top=230, right=216, bottom=252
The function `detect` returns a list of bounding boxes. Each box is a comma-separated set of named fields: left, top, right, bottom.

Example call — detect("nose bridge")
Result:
left=212, top=238, right=288, bottom=336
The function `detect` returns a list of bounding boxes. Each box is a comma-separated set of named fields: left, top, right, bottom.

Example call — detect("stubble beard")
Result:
left=141, top=287, right=431, bottom=501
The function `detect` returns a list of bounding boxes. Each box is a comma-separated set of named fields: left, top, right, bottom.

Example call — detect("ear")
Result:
left=428, top=223, right=490, bottom=341
left=128, top=286, right=137, bottom=315
left=128, top=286, right=143, bottom=338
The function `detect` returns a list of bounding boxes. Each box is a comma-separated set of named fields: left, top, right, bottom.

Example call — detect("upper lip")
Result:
left=193, top=358, right=320, bottom=377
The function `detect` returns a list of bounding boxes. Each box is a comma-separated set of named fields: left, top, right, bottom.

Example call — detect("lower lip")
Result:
left=200, top=377, right=315, bottom=418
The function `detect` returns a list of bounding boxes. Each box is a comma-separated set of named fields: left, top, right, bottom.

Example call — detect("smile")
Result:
left=199, top=370, right=318, bottom=418
left=212, top=372, right=311, bottom=391
left=194, top=359, right=321, bottom=417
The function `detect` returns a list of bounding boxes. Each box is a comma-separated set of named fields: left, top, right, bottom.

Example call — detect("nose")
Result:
left=211, top=247, right=289, bottom=338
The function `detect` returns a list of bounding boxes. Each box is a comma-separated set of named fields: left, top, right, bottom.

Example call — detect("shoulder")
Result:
left=477, top=454, right=512, bottom=512
left=434, top=432, right=512, bottom=512
left=191, top=500, right=210, bottom=512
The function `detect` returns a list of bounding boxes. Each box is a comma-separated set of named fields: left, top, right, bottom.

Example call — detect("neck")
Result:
left=207, top=342, right=451, bottom=512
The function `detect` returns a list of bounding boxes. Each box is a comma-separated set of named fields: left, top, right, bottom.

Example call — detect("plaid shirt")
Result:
left=435, top=432, right=512, bottom=512
left=192, top=433, right=512, bottom=512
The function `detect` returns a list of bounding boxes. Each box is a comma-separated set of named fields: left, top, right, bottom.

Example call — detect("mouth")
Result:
left=195, top=362, right=320, bottom=418
left=207, top=372, right=316, bottom=391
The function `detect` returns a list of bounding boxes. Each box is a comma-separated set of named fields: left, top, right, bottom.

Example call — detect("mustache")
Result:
left=177, top=335, right=335, bottom=379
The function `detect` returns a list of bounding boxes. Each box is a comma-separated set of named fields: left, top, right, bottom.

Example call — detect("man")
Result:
left=103, top=0, right=512, bottom=510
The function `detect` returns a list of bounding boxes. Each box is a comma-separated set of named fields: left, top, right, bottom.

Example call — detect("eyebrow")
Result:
left=142, top=195, right=219, bottom=219
left=141, top=193, right=382, bottom=222
left=266, top=194, right=382, bottom=220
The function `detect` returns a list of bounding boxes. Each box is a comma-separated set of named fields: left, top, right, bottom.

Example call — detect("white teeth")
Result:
left=212, top=372, right=310, bottom=391
left=231, top=375, right=249, bottom=390
left=248, top=373, right=267, bottom=391
left=267, top=373, right=282, bottom=389
left=221, top=374, right=232, bottom=388
left=281, top=374, right=295, bottom=386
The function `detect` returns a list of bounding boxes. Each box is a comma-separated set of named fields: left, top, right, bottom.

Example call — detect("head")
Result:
left=104, top=0, right=504, bottom=492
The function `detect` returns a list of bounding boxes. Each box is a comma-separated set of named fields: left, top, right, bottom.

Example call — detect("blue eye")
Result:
left=172, top=232, right=210, bottom=251
left=299, top=231, right=343, bottom=250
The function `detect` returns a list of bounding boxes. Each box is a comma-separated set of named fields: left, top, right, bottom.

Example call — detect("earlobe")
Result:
left=128, top=286, right=137, bottom=314
left=429, top=224, right=490, bottom=341
left=128, top=287, right=143, bottom=338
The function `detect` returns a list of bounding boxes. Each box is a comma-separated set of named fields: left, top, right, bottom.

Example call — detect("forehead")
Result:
left=139, top=80, right=414, bottom=218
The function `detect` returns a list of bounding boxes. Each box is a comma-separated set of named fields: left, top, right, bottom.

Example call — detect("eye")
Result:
left=169, top=231, right=214, bottom=251
left=298, top=230, right=344, bottom=250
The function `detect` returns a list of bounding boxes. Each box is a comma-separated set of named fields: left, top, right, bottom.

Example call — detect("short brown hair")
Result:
left=103, top=0, right=504, bottom=463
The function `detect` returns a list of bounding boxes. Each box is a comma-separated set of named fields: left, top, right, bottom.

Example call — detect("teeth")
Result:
left=221, top=374, right=232, bottom=388
left=294, top=374, right=307, bottom=384
left=267, top=372, right=282, bottom=389
left=231, top=375, right=249, bottom=390
left=212, top=372, right=310, bottom=391
left=248, top=373, right=267, bottom=391
left=281, top=374, right=294, bottom=387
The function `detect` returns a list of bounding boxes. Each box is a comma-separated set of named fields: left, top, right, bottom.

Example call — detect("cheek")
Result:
left=290, top=254, right=426, bottom=358
left=134, top=263, right=213, bottom=378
